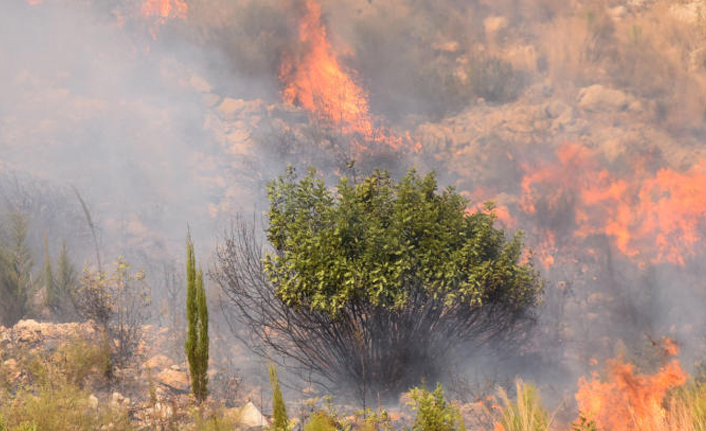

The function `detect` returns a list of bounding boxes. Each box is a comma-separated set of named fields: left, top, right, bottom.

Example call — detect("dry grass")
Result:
left=496, top=380, right=551, bottom=431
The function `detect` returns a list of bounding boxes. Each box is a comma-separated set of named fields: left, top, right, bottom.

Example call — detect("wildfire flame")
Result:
left=519, top=143, right=706, bottom=266
left=279, top=0, right=412, bottom=153
left=140, top=0, right=188, bottom=21
left=140, top=0, right=187, bottom=39
left=575, top=340, right=687, bottom=431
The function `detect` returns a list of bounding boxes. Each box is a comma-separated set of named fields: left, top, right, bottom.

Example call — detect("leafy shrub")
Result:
left=407, top=383, right=464, bottom=431
left=217, top=169, right=542, bottom=397
left=355, top=409, right=393, bottom=431
left=304, top=411, right=339, bottom=431
left=496, top=380, right=549, bottom=431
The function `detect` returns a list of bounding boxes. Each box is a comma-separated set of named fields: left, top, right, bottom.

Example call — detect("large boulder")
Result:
left=577, top=85, right=630, bottom=112
left=238, top=401, right=269, bottom=430
left=155, top=368, right=189, bottom=393
left=142, top=354, right=173, bottom=372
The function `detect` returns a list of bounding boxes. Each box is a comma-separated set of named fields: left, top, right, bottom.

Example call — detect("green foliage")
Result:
left=571, top=415, right=598, bottom=431
left=269, top=363, right=289, bottom=431
left=185, top=233, right=209, bottom=404
left=407, top=383, right=465, bottom=431
left=304, top=411, right=339, bottom=431
left=265, top=168, right=540, bottom=317
left=355, top=409, right=393, bottom=431
left=496, top=380, right=550, bottom=431
left=0, top=211, right=35, bottom=327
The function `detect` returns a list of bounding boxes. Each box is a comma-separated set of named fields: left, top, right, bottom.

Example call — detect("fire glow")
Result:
left=517, top=143, right=706, bottom=266
left=140, top=0, right=187, bottom=21
left=279, top=0, right=414, bottom=153
left=575, top=340, right=687, bottom=431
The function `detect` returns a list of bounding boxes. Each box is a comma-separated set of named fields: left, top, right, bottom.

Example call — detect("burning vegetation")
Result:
left=5, top=0, right=706, bottom=429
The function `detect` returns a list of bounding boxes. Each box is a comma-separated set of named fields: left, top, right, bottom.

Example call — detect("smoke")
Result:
left=4, top=0, right=706, bottom=411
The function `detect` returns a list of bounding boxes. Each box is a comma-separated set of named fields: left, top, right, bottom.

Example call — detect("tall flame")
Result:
left=279, top=0, right=409, bottom=153
left=575, top=341, right=687, bottom=431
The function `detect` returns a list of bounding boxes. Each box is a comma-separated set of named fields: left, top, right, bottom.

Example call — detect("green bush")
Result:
left=407, top=383, right=464, bottom=431
left=304, top=411, right=338, bottom=431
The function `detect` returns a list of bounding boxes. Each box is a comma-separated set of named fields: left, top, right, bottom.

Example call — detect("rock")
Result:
left=483, top=15, right=508, bottom=38
left=217, top=97, right=247, bottom=119
left=609, top=5, right=627, bottom=20
left=577, top=85, right=630, bottom=112
left=239, top=401, right=269, bottom=430
left=189, top=75, right=212, bottom=93
left=88, top=394, right=99, bottom=409
left=111, top=392, right=125, bottom=406
left=670, top=2, right=706, bottom=26
left=153, top=402, right=173, bottom=419
left=156, top=368, right=189, bottom=393
left=142, top=354, right=173, bottom=371
left=14, top=319, right=42, bottom=344
left=545, top=100, right=570, bottom=119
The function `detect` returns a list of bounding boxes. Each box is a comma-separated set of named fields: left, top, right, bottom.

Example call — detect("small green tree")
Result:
left=185, top=233, right=209, bottom=403
left=217, top=167, right=543, bottom=397
left=43, top=236, right=57, bottom=315
left=268, top=363, right=288, bottom=431
left=45, top=238, right=78, bottom=321
left=55, top=241, right=78, bottom=320
left=0, top=211, right=35, bottom=327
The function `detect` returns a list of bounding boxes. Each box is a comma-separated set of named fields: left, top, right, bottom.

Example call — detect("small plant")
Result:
left=147, top=367, right=157, bottom=406
left=468, top=57, right=524, bottom=104
left=191, top=408, right=240, bottom=431
left=269, top=363, right=289, bottom=431
left=496, top=380, right=550, bottom=431
left=58, top=337, right=111, bottom=388
left=75, top=257, right=150, bottom=371
left=571, top=415, right=598, bottom=431
left=407, top=383, right=464, bottom=431
left=304, top=411, right=338, bottom=431
left=355, top=409, right=394, bottom=431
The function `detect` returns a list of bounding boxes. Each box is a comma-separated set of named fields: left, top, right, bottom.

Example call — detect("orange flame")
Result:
left=279, top=0, right=409, bottom=153
left=519, top=143, right=706, bottom=266
left=575, top=342, right=687, bottom=431
left=141, top=0, right=188, bottom=20
left=140, top=0, right=187, bottom=39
